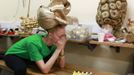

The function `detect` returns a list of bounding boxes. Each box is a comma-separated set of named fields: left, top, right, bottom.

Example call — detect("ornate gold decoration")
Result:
left=96, top=0, right=127, bottom=36
left=19, top=17, right=39, bottom=35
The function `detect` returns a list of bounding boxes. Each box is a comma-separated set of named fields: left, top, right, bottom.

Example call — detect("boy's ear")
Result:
left=49, top=32, right=56, bottom=37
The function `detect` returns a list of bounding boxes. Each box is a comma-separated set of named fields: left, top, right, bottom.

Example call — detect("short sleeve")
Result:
left=27, top=43, right=43, bottom=61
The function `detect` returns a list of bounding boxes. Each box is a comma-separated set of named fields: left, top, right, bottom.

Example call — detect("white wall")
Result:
left=127, top=0, right=134, bottom=18
left=0, top=0, right=48, bottom=21
left=68, top=0, right=99, bottom=23
left=1, top=0, right=134, bottom=23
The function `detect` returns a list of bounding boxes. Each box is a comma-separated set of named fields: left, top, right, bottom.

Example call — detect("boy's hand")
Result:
left=56, top=36, right=67, bottom=50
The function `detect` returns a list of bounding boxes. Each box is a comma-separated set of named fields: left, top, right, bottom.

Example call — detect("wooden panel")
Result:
left=0, top=60, right=120, bottom=75
left=68, top=40, right=134, bottom=48
left=89, top=40, right=134, bottom=48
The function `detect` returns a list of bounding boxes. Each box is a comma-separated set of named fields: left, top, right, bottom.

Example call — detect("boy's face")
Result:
left=52, top=26, right=66, bottom=43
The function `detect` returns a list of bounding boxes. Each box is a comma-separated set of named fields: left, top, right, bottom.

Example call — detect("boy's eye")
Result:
left=60, top=34, right=66, bottom=37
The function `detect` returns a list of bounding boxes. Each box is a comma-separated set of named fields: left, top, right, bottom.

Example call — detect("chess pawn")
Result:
left=77, top=71, right=82, bottom=75
left=84, top=72, right=88, bottom=75
left=89, top=72, right=93, bottom=75
left=72, top=71, right=77, bottom=75
left=81, top=72, right=84, bottom=75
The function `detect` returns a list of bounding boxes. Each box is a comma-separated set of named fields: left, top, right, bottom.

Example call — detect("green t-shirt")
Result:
left=5, top=34, right=57, bottom=61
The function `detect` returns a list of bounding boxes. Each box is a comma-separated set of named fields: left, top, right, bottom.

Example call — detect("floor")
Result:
left=65, top=42, right=134, bottom=75
left=0, top=60, right=121, bottom=75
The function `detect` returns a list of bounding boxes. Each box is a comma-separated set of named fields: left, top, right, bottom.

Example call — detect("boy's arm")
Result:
left=36, top=48, right=61, bottom=74
left=59, top=49, right=65, bottom=68
left=59, top=36, right=67, bottom=68
left=35, top=39, right=65, bottom=73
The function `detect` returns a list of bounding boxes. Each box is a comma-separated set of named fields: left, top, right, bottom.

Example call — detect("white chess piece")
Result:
left=84, top=72, right=88, bottom=75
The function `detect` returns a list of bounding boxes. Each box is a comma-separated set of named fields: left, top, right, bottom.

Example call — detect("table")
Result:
left=0, top=34, right=27, bottom=52
left=68, top=40, right=134, bottom=53
left=0, top=35, right=22, bottom=52
left=89, top=40, right=134, bottom=53
left=89, top=40, right=134, bottom=48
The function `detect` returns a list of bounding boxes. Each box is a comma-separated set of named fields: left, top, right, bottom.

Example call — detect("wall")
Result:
left=0, top=0, right=51, bottom=21
left=0, top=0, right=134, bottom=22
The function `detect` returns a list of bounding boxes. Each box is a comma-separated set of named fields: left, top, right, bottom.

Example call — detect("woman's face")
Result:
left=51, top=26, right=66, bottom=43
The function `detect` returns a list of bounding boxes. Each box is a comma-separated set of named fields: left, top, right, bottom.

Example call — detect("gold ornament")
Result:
left=19, top=17, right=39, bottom=35
left=96, top=0, right=127, bottom=36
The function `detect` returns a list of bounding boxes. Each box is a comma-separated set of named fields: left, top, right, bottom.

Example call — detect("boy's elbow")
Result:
left=42, top=70, right=49, bottom=74
left=42, top=68, right=50, bottom=74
